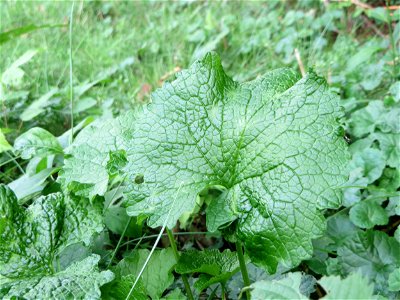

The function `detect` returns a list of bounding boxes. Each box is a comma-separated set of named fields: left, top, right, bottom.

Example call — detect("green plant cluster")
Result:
left=0, top=1, right=399, bottom=299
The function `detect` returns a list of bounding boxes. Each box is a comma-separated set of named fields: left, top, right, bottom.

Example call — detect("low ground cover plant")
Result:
left=0, top=1, right=399, bottom=299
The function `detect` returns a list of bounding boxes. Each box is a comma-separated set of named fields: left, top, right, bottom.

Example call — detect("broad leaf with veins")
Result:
left=124, top=53, right=349, bottom=272
left=0, top=184, right=107, bottom=298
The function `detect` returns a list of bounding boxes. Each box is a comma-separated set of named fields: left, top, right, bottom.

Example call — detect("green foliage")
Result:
left=110, top=248, right=177, bottom=299
left=176, top=249, right=241, bottom=291
left=0, top=129, right=12, bottom=153
left=123, top=53, right=348, bottom=273
left=14, top=127, right=63, bottom=159
left=327, top=230, right=400, bottom=297
left=0, top=255, right=114, bottom=300
left=349, top=198, right=388, bottom=229
left=1, top=1, right=398, bottom=299
left=251, top=272, right=307, bottom=300
left=59, top=113, right=134, bottom=198
left=0, top=185, right=108, bottom=298
left=318, top=272, right=375, bottom=299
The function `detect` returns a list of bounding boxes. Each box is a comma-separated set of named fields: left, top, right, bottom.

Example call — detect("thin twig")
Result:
left=362, top=15, right=386, bottom=38
left=69, top=1, right=75, bottom=144
left=294, top=48, right=305, bottom=77
left=5, top=152, right=24, bottom=174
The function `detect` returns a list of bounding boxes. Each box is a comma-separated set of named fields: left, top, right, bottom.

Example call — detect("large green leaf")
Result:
left=61, top=53, right=349, bottom=272
left=0, top=255, right=114, bottom=300
left=0, top=184, right=105, bottom=297
left=123, top=53, right=349, bottom=272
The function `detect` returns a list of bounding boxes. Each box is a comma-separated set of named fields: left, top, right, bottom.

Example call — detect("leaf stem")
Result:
left=235, top=240, right=251, bottom=300
left=69, top=1, right=75, bottom=144
left=107, top=217, right=132, bottom=269
left=166, top=228, right=194, bottom=300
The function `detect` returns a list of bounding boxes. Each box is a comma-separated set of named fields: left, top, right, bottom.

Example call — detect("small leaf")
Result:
left=114, top=248, right=177, bottom=299
left=73, top=97, right=97, bottom=114
left=14, top=127, right=63, bottom=159
left=0, top=128, right=12, bottom=153
left=104, top=206, right=141, bottom=237
left=348, top=101, right=385, bottom=138
left=1, top=50, right=37, bottom=87
left=20, top=88, right=59, bottom=121
left=373, top=133, right=400, bottom=169
left=389, top=268, right=400, bottom=292
left=349, top=199, right=388, bottom=229
left=349, top=147, right=386, bottom=184
left=59, top=112, right=134, bottom=198
left=0, top=24, right=64, bottom=45
left=389, top=82, right=400, bottom=102
left=176, top=249, right=241, bottom=291
left=8, top=167, right=58, bottom=201
left=319, top=272, right=375, bottom=299
left=251, top=272, right=307, bottom=300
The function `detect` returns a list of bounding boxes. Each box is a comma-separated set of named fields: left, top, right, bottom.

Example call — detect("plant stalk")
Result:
left=236, top=240, right=251, bottom=300
left=107, top=217, right=132, bottom=269
left=166, top=228, right=194, bottom=300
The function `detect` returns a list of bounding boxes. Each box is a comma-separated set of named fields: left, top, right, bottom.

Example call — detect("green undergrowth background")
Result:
left=1, top=0, right=399, bottom=299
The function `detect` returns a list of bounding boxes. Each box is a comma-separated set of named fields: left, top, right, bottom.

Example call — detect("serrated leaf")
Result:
left=122, top=53, right=349, bottom=273
left=251, top=272, right=307, bottom=300
left=0, top=184, right=104, bottom=292
left=14, top=127, right=63, bottom=159
left=327, top=230, right=400, bottom=297
left=319, top=272, right=375, bottom=299
left=176, top=249, right=241, bottom=291
left=349, top=199, right=388, bottom=229
left=1, top=255, right=114, bottom=300
left=114, top=248, right=177, bottom=299
left=59, top=112, right=134, bottom=198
